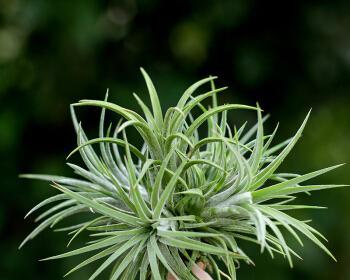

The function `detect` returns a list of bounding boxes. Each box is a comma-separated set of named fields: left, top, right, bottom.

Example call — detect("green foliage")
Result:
left=21, top=69, right=346, bottom=279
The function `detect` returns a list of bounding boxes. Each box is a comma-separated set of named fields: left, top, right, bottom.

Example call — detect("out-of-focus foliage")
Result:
left=0, top=0, right=349, bottom=279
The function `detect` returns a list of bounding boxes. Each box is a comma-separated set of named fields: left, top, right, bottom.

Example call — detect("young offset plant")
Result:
left=21, top=68, right=346, bottom=280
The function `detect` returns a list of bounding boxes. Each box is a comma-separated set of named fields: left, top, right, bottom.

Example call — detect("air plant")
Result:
left=21, top=68, right=346, bottom=280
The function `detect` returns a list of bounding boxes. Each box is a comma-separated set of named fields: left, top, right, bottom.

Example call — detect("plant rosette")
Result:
left=21, top=68, right=347, bottom=280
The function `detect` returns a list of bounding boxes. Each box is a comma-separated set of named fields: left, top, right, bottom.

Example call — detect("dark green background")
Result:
left=0, top=0, right=349, bottom=279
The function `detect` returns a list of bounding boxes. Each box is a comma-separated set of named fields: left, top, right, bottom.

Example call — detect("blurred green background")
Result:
left=0, top=0, right=349, bottom=279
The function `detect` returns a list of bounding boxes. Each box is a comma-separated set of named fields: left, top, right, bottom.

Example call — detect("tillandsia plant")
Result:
left=21, top=68, right=346, bottom=280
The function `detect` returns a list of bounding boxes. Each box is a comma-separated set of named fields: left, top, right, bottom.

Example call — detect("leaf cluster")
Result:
left=21, top=68, right=346, bottom=280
